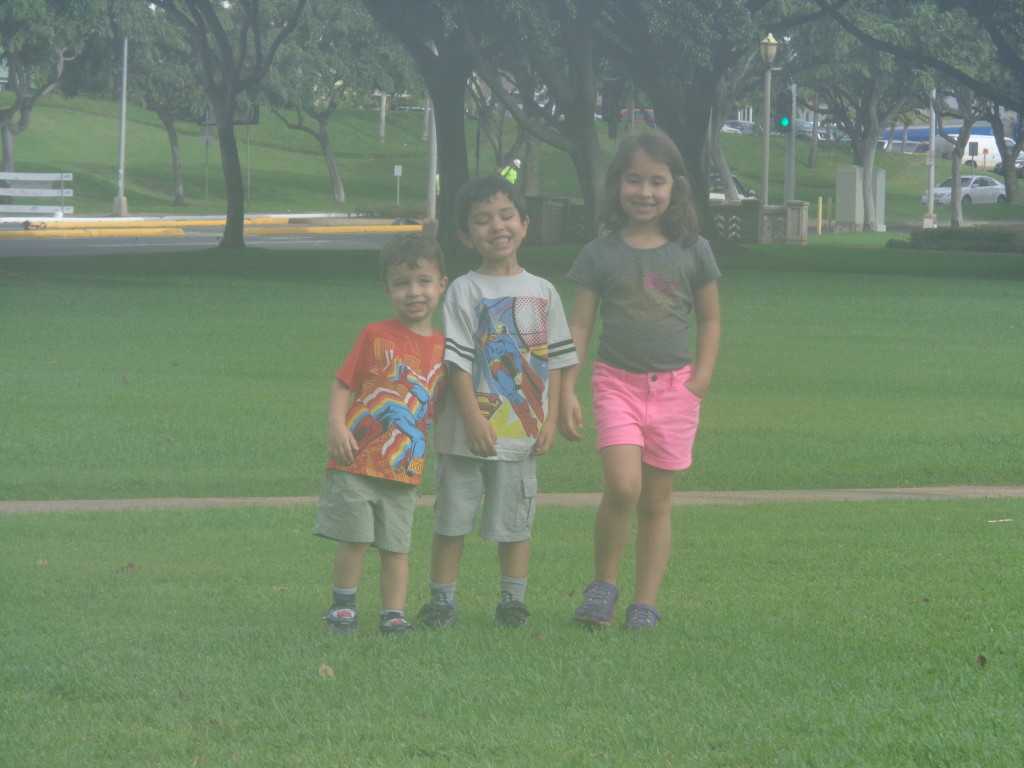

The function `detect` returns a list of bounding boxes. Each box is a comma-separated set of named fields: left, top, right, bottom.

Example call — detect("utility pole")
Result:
left=113, top=37, right=128, bottom=217
left=759, top=35, right=779, bottom=207
left=784, top=81, right=796, bottom=203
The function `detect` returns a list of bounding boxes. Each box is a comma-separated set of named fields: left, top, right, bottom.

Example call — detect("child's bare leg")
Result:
left=429, top=532, right=465, bottom=584
left=498, top=539, right=530, bottom=579
left=592, top=445, right=643, bottom=583
left=333, top=541, right=371, bottom=589
left=633, top=464, right=675, bottom=605
left=378, top=549, right=409, bottom=613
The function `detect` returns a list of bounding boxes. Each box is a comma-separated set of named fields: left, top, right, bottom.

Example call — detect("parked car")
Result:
left=993, top=155, right=1024, bottom=177
left=723, top=120, right=758, bottom=135
left=792, top=119, right=827, bottom=141
left=619, top=108, right=655, bottom=125
left=709, top=173, right=756, bottom=201
left=921, top=175, right=1006, bottom=206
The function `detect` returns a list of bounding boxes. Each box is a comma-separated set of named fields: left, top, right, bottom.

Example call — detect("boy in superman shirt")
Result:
left=314, top=232, right=447, bottom=635
left=417, top=175, right=578, bottom=629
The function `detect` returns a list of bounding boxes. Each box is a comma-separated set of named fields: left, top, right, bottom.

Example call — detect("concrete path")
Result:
left=3, top=486, right=1023, bottom=514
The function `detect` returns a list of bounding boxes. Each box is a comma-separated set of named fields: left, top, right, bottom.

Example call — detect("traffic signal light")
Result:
left=775, top=91, right=792, bottom=132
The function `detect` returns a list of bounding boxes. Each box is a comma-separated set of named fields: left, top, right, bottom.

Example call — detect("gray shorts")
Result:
left=313, top=469, right=416, bottom=553
left=432, top=453, right=537, bottom=542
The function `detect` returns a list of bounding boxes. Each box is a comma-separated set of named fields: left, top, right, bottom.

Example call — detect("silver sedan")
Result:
left=922, top=175, right=1007, bottom=205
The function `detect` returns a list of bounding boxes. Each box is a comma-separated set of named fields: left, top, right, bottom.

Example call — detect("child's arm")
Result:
left=687, top=281, right=721, bottom=398
left=326, top=378, right=359, bottom=465
left=558, top=287, right=598, bottom=442
left=532, top=367, right=561, bottom=456
left=450, top=366, right=498, bottom=457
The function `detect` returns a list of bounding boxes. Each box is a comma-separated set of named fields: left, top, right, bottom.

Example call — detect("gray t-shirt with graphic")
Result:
left=567, top=234, right=720, bottom=373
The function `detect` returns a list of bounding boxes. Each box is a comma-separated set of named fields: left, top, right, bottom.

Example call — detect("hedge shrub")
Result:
left=889, top=225, right=1024, bottom=254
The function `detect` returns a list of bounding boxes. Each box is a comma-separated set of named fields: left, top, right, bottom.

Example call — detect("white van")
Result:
left=936, top=133, right=1014, bottom=170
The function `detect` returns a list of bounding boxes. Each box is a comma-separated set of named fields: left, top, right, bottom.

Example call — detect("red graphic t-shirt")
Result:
left=327, top=318, right=445, bottom=485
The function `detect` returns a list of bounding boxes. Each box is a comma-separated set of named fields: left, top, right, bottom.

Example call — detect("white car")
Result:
left=921, top=175, right=1007, bottom=205
left=709, top=173, right=756, bottom=201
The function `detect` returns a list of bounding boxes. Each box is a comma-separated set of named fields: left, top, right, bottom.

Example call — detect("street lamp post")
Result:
left=113, top=37, right=128, bottom=217
left=760, top=34, right=778, bottom=208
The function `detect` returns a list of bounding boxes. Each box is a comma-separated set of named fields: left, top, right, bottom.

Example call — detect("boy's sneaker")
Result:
left=495, top=596, right=531, bottom=628
left=573, top=581, right=619, bottom=628
left=379, top=612, right=416, bottom=636
left=624, top=603, right=660, bottom=631
left=324, top=606, right=358, bottom=635
left=417, top=600, right=457, bottom=629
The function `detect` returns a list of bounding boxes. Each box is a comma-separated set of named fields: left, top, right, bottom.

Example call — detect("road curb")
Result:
left=0, top=219, right=421, bottom=239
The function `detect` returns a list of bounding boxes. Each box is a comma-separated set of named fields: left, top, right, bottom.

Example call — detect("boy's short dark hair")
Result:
left=378, top=231, right=446, bottom=282
left=453, top=175, right=528, bottom=234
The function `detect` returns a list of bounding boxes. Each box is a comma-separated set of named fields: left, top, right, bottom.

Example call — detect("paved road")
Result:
left=0, top=214, right=415, bottom=256
left=3, top=486, right=1023, bottom=514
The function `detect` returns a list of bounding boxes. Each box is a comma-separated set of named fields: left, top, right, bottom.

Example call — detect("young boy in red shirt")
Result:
left=314, top=232, right=447, bottom=635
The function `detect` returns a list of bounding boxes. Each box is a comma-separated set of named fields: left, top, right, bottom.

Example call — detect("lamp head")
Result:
left=760, top=33, right=778, bottom=65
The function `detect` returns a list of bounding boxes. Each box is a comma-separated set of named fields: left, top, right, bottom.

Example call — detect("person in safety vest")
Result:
left=498, top=158, right=521, bottom=184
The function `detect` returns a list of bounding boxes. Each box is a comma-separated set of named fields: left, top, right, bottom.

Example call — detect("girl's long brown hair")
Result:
left=598, top=130, right=700, bottom=246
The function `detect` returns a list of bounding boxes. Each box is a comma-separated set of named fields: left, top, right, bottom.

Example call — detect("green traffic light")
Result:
left=780, top=116, right=790, bottom=127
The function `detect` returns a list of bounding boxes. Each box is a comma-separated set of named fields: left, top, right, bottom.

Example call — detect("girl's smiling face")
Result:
left=618, top=148, right=674, bottom=227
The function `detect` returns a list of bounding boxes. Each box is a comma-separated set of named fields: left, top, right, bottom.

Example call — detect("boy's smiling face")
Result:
left=383, top=259, right=446, bottom=333
left=459, top=192, right=529, bottom=273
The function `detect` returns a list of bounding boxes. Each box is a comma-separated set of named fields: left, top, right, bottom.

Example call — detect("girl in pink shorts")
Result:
left=560, top=131, right=722, bottom=631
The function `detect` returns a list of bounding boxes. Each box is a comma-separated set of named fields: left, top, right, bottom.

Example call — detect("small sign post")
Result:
left=394, top=164, right=402, bottom=205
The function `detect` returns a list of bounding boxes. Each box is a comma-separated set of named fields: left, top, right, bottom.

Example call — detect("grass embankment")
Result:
left=6, top=93, right=1023, bottom=228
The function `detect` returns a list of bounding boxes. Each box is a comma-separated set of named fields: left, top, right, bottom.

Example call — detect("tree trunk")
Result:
left=427, top=65, right=472, bottom=263
left=523, top=134, right=541, bottom=197
left=317, top=122, right=345, bottom=204
left=217, top=119, right=246, bottom=248
left=862, top=143, right=878, bottom=231
left=807, top=97, right=819, bottom=169
left=653, top=81, right=715, bottom=240
left=988, top=113, right=1022, bottom=205
left=949, top=154, right=964, bottom=228
left=161, top=116, right=186, bottom=206
left=1, top=124, right=16, bottom=173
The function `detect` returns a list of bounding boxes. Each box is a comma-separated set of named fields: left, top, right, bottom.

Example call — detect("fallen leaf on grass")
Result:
left=118, top=563, right=138, bottom=573
left=35, top=559, right=49, bottom=566
left=977, top=654, right=987, bottom=669
left=272, top=586, right=288, bottom=592
left=318, top=664, right=335, bottom=680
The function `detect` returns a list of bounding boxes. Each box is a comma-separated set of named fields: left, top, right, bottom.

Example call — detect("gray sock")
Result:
left=332, top=586, right=357, bottom=608
left=500, top=576, right=528, bottom=603
left=429, top=581, right=456, bottom=604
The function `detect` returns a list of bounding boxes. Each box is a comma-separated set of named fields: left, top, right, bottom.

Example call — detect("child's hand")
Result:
left=531, top=420, right=558, bottom=456
left=328, top=424, right=359, bottom=465
left=558, top=393, right=584, bottom=442
left=684, top=373, right=711, bottom=399
left=464, top=416, right=498, bottom=458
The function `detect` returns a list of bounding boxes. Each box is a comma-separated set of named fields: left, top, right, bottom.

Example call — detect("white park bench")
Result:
left=0, top=172, right=74, bottom=215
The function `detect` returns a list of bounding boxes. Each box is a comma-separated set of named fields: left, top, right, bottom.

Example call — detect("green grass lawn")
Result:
left=2, top=244, right=1022, bottom=501
left=2, top=499, right=1022, bottom=767
left=2, top=241, right=1023, bottom=766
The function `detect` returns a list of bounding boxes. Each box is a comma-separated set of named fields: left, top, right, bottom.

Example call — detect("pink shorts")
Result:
left=591, top=361, right=702, bottom=471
